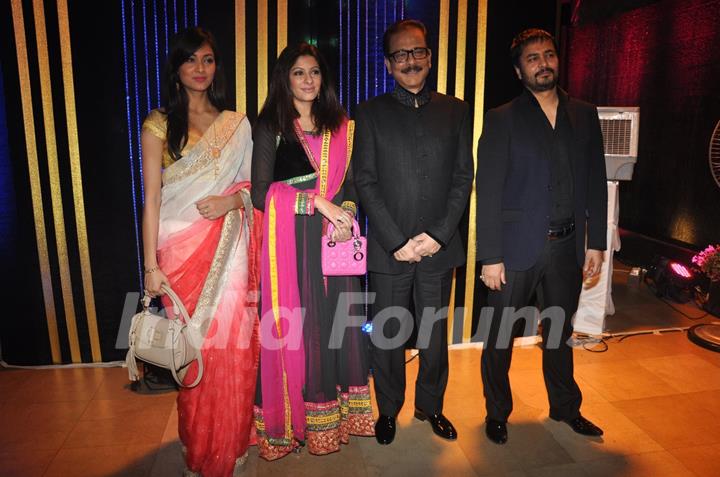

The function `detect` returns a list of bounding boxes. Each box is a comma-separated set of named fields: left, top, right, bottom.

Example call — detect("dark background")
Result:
left=566, top=0, right=720, bottom=250
left=1, top=0, right=718, bottom=364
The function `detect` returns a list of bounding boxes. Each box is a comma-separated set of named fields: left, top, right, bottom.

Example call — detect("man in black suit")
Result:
left=476, top=29, right=607, bottom=444
left=353, top=19, right=474, bottom=445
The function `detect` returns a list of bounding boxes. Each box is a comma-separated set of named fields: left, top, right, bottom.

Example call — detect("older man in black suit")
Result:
left=476, top=29, right=607, bottom=445
left=353, top=19, right=474, bottom=445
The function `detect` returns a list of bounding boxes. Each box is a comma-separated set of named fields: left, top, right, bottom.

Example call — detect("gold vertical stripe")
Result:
left=257, top=0, right=268, bottom=112
left=463, top=0, right=488, bottom=342
left=235, top=0, right=246, bottom=113
left=277, top=0, right=287, bottom=55
left=11, top=0, right=61, bottom=364
left=438, top=0, right=452, bottom=339
left=57, top=0, right=101, bottom=362
left=32, top=0, right=81, bottom=362
left=268, top=198, right=280, bottom=333
left=447, top=268, right=456, bottom=343
left=269, top=199, right=293, bottom=441
left=436, top=0, right=450, bottom=95
left=454, top=0, right=468, bottom=100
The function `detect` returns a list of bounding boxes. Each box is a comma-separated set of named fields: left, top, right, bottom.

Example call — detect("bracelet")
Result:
left=341, top=200, right=357, bottom=216
left=306, top=192, right=315, bottom=215
left=295, top=192, right=316, bottom=215
left=144, top=266, right=159, bottom=274
left=295, top=193, right=305, bottom=215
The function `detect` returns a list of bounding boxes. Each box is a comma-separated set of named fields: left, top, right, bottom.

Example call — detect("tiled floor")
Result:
left=2, top=277, right=720, bottom=476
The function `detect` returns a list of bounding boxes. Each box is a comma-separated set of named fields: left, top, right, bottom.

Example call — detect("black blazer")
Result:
left=353, top=92, right=474, bottom=274
left=475, top=89, right=608, bottom=271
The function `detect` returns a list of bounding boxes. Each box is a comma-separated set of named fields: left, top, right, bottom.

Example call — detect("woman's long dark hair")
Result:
left=161, top=27, right=227, bottom=161
left=257, top=42, right=345, bottom=140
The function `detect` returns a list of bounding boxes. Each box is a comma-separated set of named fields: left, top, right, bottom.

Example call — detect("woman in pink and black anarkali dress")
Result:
left=251, top=42, right=374, bottom=461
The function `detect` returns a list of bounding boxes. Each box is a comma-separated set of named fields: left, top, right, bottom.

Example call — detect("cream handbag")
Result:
left=125, top=285, right=204, bottom=387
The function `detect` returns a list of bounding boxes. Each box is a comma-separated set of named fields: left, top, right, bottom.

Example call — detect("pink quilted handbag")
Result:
left=321, top=218, right=367, bottom=276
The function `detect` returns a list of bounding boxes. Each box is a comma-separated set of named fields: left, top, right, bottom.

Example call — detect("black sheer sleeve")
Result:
left=341, top=158, right=358, bottom=212
left=250, top=120, right=278, bottom=212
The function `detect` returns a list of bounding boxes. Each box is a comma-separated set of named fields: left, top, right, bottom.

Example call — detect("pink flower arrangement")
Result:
left=692, top=244, right=720, bottom=282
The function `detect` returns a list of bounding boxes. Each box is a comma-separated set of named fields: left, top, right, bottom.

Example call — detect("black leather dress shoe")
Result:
left=375, top=415, right=396, bottom=445
left=485, top=419, right=508, bottom=445
left=554, top=415, right=604, bottom=436
left=414, top=410, right=458, bottom=440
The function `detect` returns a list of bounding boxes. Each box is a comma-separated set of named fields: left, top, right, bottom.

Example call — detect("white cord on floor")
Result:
left=600, top=326, right=690, bottom=338
left=0, top=360, right=126, bottom=370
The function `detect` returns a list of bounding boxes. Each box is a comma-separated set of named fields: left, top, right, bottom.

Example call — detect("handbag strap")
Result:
left=159, top=284, right=204, bottom=388
left=169, top=326, right=204, bottom=388
left=160, top=284, right=191, bottom=323
left=325, top=218, right=361, bottom=240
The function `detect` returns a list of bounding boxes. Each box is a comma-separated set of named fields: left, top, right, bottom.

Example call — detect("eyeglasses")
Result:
left=387, top=47, right=430, bottom=64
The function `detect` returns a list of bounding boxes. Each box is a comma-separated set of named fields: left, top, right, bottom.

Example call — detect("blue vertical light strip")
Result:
left=153, top=0, right=161, bottom=107
left=374, top=0, right=378, bottom=97
left=365, top=0, right=369, bottom=102
left=130, top=1, right=144, bottom=203
left=339, top=0, right=343, bottom=106
left=0, top=63, right=16, bottom=259
left=193, top=0, right=198, bottom=26
left=142, top=1, right=152, bottom=114
left=172, top=0, right=178, bottom=33
left=366, top=0, right=372, bottom=320
left=163, top=0, right=169, bottom=56
left=382, top=0, right=387, bottom=92
left=391, top=1, right=397, bottom=91
left=392, top=2, right=397, bottom=34
left=120, top=0, right=144, bottom=291
left=183, top=0, right=188, bottom=27
left=400, top=0, right=404, bottom=18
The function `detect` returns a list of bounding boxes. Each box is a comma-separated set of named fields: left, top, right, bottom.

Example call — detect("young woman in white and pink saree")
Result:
left=141, top=28, right=260, bottom=477
left=251, top=43, right=374, bottom=460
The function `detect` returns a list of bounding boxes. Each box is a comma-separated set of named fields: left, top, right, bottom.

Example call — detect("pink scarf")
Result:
left=260, top=118, right=353, bottom=444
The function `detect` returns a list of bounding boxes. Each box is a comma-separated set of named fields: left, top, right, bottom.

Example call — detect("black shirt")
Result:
left=391, top=83, right=431, bottom=109
left=525, top=89, right=575, bottom=226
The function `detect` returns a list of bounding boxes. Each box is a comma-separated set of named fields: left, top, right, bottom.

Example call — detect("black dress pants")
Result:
left=370, top=267, right=452, bottom=417
left=481, top=232, right=583, bottom=422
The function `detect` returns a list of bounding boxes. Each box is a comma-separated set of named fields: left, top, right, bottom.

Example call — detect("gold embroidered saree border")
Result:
left=318, top=129, right=331, bottom=198
left=162, top=111, right=245, bottom=185
left=193, top=208, right=241, bottom=334
left=340, top=120, right=354, bottom=187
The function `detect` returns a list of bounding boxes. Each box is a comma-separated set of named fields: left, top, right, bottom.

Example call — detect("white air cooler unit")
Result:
left=597, top=106, right=640, bottom=181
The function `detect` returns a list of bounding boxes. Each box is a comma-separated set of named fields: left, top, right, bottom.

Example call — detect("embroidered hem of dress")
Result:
left=254, top=385, right=375, bottom=461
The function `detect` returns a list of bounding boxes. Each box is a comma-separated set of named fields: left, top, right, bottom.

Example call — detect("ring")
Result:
left=480, top=275, right=485, bottom=279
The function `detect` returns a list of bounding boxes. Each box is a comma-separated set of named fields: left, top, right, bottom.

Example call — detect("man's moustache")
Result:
left=401, top=65, right=423, bottom=74
left=536, top=68, right=555, bottom=77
